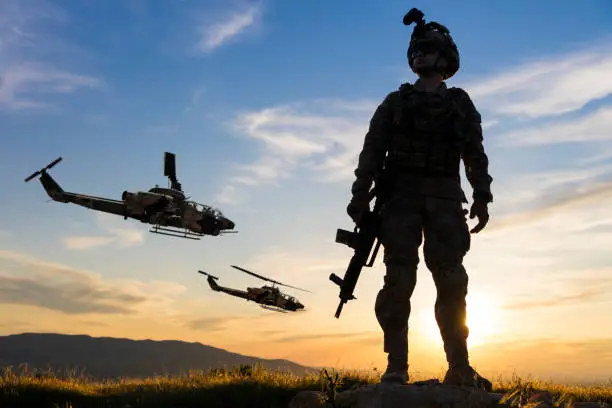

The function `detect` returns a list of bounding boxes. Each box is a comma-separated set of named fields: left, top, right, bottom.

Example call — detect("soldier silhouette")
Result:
left=347, top=8, right=493, bottom=390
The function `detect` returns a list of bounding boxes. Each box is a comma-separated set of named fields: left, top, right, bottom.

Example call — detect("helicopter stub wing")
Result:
left=259, top=304, right=289, bottom=313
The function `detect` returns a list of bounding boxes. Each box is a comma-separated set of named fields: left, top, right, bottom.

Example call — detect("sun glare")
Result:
left=420, top=292, right=502, bottom=347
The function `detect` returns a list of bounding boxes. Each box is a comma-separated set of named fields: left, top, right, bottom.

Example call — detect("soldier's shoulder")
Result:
left=446, top=85, right=472, bottom=100
left=376, top=87, right=401, bottom=107
left=381, top=82, right=413, bottom=102
left=398, top=81, right=414, bottom=90
left=398, top=82, right=415, bottom=95
left=447, top=85, right=479, bottom=110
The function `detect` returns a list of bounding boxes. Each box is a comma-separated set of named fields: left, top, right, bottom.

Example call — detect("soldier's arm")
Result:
left=457, top=89, right=493, bottom=203
left=351, top=92, right=396, bottom=196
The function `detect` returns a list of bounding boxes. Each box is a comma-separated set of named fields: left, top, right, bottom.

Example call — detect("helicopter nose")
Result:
left=225, top=219, right=235, bottom=229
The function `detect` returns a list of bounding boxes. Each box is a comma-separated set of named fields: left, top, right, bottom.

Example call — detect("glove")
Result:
left=469, top=199, right=489, bottom=233
left=347, top=192, right=370, bottom=224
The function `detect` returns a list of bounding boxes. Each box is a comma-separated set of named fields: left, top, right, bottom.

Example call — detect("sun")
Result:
left=420, top=292, right=502, bottom=347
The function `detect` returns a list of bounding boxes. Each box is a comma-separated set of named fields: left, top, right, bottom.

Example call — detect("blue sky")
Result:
left=1, top=0, right=612, bottom=383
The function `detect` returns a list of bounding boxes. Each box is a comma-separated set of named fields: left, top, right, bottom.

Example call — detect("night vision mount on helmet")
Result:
left=403, top=8, right=460, bottom=80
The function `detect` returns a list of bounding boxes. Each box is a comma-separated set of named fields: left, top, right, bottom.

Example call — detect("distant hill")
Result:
left=0, top=333, right=316, bottom=379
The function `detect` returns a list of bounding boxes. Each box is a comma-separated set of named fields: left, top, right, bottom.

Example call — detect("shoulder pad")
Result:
left=446, top=86, right=466, bottom=97
left=447, top=87, right=475, bottom=105
left=398, top=82, right=414, bottom=92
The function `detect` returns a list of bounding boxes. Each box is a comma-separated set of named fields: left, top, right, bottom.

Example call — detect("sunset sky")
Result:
left=1, top=0, right=612, bottom=385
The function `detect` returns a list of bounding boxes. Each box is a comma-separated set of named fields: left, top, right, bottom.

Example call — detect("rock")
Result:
left=287, top=390, right=327, bottom=408
left=288, top=380, right=612, bottom=408
left=289, top=380, right=502, bottom=408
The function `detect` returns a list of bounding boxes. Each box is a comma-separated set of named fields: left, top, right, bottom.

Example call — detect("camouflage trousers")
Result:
left=375, top=195, right=471, bottom=371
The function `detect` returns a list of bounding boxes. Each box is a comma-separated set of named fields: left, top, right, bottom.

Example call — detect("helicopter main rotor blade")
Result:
left=231, top=265, right=278, bottom=283
left=276, top=282, right=313, bottom=293
left=230, top=265, right=312, bottom=293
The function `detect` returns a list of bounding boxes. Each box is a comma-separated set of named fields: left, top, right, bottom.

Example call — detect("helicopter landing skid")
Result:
left=149, top=225, right=203, bottom=240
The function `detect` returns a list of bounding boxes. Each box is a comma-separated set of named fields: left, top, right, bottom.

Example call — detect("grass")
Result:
left=0, top=364, right=610, bottom=408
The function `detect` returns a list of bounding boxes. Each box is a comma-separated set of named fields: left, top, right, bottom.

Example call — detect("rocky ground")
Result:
left=288, top=379, right=611, bottom=408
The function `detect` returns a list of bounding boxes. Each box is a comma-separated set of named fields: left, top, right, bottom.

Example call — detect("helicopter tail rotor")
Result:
left=197, top=270, right=219, bottom=280
left=24, top=157, right=62, bottom=182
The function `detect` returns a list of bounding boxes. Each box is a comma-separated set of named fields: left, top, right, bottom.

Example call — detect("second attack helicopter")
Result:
left=197, top=265, right=311, bottom=313
left=24, top=152, right=236, bottom=239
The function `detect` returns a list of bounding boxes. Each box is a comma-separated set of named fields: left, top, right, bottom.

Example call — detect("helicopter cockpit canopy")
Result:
left=186, top=201, right=225, bottom=218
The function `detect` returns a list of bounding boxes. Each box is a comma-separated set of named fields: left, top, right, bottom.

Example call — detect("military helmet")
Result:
left=403, top=8, right=460, bottom=80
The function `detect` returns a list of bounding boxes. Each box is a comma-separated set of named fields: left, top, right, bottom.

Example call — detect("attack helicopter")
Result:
left=24, top=152, right=236, bottom=239
left=197, top=265, right=311, bottom=313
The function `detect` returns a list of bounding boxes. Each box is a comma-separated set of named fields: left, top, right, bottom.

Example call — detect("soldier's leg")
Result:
left=375, top=197, right=423, bottom=383
left=422, top=197, right=492, bottom=391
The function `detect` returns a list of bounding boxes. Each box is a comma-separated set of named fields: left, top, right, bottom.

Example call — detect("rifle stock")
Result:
left=330, top=187, right=383, bottom=318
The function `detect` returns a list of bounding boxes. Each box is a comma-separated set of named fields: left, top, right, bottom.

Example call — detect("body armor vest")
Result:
left=388, top=84, right=466, bottom=177
left=384, top=83, right=469, bottom=201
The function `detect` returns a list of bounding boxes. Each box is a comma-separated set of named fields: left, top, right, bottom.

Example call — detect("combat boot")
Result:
left=380, top=355, right=408, bottom=384
left=443, top=363, right=492, bottom=392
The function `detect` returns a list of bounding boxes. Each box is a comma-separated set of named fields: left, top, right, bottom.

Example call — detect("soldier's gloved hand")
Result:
left=469, top=200, right=489, bottom=233
left=347, top=193, right=370, bottom=224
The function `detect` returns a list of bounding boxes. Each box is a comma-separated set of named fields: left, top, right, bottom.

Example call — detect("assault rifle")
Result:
left=329, top=184, right=384, bottom=318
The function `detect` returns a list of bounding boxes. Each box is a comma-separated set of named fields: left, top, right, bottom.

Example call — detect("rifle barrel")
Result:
left=334, top=301, right=345, bottom=318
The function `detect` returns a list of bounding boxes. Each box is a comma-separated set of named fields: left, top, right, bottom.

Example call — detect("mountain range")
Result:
left=0, top=332, right=316, bottom=379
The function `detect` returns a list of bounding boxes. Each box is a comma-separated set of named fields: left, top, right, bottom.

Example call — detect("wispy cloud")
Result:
left=487, top=180, right=612, bottom=232
left=0, top=250, right=186, bottom=315
left=0, top=63, right=103, bottom=109
left=63, top=236, right=114, bottom=250
left=185, top=313, right=270, bottom=332
left=184, top=86, right=206, bottom=113
left=218, top=98, right=376, bottom=201
left=185, top=316, right=237, bottom=332
left=215, top=185, right=242, bottom=205
left=501, top=269, right=612, bottom=311
left=499, top=106, right=612, bottom=147
left=463, top=39, right=612, bottom=119
left=578, top=147, right=612, bottom=166
left=244, top=248, right=347, bottom=279
left=271, top=331, right=377, bottom=343
left=196, top=1, right=262, bottom=53
left=63, top=213, right=145, bottom=250
left=0, top=0, right=104, bottom=110
left=489, top=163, right=612, bottom=218
left=503, top=288, right=606, bottom=310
